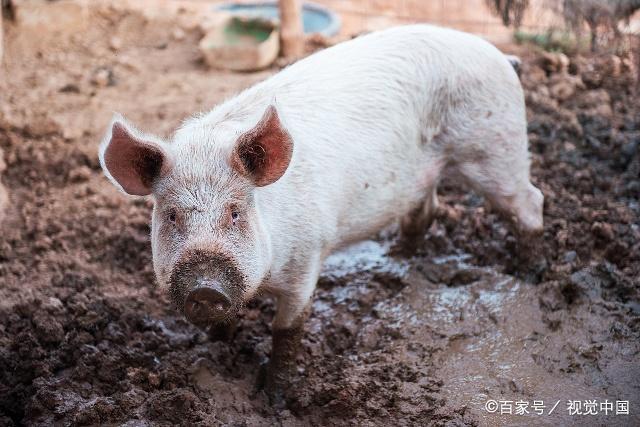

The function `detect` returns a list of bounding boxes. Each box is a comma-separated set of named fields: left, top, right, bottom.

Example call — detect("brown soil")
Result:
left=0, top=3, right=638, bottom=426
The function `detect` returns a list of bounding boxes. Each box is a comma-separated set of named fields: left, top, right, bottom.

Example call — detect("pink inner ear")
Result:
left=104, top=123, right=165, bottom=196
left=234, top=106, right=293, bottom=187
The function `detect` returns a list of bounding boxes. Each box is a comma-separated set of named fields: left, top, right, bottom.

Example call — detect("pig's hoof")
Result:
left=265, top=384, right=287, bottom=409
left=256, top=361, right=290, bottom=409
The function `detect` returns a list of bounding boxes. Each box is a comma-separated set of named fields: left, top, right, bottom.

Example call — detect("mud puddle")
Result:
left=320, top=241, right=639, bottom=426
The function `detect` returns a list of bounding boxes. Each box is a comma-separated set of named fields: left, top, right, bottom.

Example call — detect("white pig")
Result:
left=99, top=24, right=544, bottom=400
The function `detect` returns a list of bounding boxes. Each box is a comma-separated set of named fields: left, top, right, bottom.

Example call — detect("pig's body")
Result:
left=100, top=24, right=543, bottom=401
left=176, top=25, right=542, bottom=325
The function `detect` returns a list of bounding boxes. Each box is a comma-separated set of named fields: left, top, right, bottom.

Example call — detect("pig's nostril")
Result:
left=188, top=300, right=204, bottom=316
left=183, top=284, right=231, bottom=325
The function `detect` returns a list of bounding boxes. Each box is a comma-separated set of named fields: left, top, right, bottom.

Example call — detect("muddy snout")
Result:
left=184, top=280, right=231, bottom=324
left=169, top=251, right=244, bottom=326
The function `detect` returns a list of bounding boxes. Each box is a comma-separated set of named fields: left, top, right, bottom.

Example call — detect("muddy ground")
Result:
left=0, top=3, right=639, bottom=426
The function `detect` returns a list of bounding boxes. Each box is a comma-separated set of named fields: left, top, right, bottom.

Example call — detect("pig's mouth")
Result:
left=168, top=251, right=246, bottom=327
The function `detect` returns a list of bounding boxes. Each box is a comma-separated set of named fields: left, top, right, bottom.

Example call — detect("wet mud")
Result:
left=0, top=4, right=639, bottom=426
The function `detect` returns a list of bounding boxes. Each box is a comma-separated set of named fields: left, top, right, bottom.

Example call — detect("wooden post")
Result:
left=279, top=0, right=304, bottom=58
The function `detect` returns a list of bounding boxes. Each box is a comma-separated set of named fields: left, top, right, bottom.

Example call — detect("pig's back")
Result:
left=268, top=24, right=518, bottom=119
left=261, top=24, right=520, bottom=167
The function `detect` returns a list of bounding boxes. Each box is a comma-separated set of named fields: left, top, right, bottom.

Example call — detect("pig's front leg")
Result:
left=264, top=300, right=310, bottom=404
left=262, top=266, right=318, bottom=405
left=262, top=256, right=322, bottom=407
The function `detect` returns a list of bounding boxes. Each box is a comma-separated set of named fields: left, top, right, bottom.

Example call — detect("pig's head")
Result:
left=99, top=106, right=292, bottom=326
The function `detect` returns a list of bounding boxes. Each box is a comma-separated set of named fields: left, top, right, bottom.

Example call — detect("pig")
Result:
left=99, top=25, right=543, bottom=402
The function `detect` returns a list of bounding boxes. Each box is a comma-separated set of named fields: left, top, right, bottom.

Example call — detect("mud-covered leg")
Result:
left=400, top=187, right=439, bottom=247
left=264, top=306, right=308, bottom=406
left=261, top=260, right=319, bottom=406
left=261, top=298, right=311, bottom=407
left=456, top=144, right=545, bottom=277
left=509, top=184, right=546, bottom=279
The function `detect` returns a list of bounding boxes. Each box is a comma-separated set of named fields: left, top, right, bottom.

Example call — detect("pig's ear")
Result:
left=232, top=106, right=293, bottom=187
left=99, top=117, right=171, bottom=196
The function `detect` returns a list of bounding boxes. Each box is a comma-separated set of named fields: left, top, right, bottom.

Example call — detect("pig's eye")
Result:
left=167, top=209, right=177, bottom=224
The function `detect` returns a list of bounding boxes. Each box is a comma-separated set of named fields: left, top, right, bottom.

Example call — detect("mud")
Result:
left=0, top=3, right=639, bottom=426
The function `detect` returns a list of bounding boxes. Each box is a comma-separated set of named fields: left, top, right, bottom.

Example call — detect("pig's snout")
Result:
left=184, top=281, right=231, bottom=324
left=168, top=250, right=244, bottom=326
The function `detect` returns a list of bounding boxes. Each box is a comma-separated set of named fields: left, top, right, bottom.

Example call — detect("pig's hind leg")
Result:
left=453, top=131, right=544, bottom=237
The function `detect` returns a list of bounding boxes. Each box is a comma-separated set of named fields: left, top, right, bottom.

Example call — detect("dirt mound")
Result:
left=0, top=4, right=639, bottom=425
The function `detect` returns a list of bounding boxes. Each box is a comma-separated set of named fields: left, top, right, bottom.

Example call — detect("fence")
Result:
left=264, top=0, right=639, bottom=43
